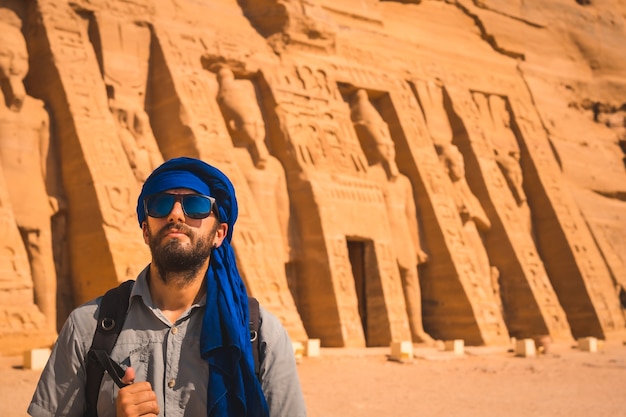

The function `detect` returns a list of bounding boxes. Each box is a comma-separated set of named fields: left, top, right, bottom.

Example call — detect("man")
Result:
left=28, top=157, right=306, bottom=417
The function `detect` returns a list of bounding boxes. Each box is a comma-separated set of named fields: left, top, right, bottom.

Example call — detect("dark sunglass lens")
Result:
left=146, top=194, right=175, bottom=218
left=182, top=195, right=213, bottom=219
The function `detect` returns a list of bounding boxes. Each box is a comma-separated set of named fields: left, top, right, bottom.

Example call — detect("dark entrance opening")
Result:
left=347, top=239, right=368, bottom=342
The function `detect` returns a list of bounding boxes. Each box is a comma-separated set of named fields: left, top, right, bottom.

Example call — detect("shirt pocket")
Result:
left=96, top=341, right=152, bottom=415
left=124, top=341, right=151, bottom=382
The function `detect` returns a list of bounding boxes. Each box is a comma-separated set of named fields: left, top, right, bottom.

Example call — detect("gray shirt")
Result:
left=28, top=268, right=306, bottom=417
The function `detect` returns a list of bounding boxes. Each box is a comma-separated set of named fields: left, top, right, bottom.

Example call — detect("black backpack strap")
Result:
left=248, top=296, right=261, bottom=378
left=85, top=280, right=135, bottom=417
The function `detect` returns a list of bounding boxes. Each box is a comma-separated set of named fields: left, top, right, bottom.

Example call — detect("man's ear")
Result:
left=213, top=223, right=228, bottom=248
left=141, top=222, right=150, bottom=244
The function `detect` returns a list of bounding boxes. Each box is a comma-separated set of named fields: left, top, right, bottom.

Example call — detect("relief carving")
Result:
left=32, top=0, right=150, bottom=303
left=414, top=81, right=502, bottom=321
left=216, top=66, right=271, bottom=168
left=91, top=12, right=163, bottom=184
left=435, top=142, right=500, bottom=300
left=472, top=93, right=532, bottom=235
left=442, top=85, right=573, bottom=340
left=350, top=88, right=432, bottom=344
left=216, top=65, right=296, bottom=307
left=1, top=0, right=624, bottom=355
left=0, top=16, right=62, bottom=334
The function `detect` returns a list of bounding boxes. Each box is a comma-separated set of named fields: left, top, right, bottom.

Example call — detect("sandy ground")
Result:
left=2, top=340, right=626, bottom=417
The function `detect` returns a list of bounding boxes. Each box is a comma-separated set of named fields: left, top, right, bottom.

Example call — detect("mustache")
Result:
left=156, top=223, right=193, bottom=239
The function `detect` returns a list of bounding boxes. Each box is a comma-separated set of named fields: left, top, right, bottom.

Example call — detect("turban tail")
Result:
left=137, top=157, right=269, bottom=417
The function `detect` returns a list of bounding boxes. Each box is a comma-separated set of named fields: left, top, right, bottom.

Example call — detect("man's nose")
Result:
left=167, top=201, right=186, bottom=222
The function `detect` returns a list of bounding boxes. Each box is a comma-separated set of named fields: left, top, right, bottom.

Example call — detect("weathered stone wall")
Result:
left=1, top=0, right=624, bottom=353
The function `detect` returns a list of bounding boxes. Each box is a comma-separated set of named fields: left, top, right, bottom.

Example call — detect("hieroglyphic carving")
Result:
left=445, top=84, right=572, bottom=340
left=372, top=240, right=408, bottom=324
left=327, top=235, right=366, bottom=347
left=387, top=79, right=509, bottom=345
left=151, top=24, right=228, bottom=160
left=333, top=59, right=396, bottom=94
left=235, top=227, right=293, bottom=324
left=509, top=94, right=625, bottom=337
left=91, top=11, right=163, bottom=184
left=33, top=0, right=148, bottom=302
left=411, top=82, right=499, bottom=309
left=349, top=88, right=432, bottom=344
left=266, top=62, right=412, bottom=346
left=267, top=64, right=369, bottom=175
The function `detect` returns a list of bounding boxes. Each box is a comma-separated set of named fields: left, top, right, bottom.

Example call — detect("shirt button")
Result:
left=168, top=379, right=176, bottom=388
left=171, top=327, right=178, bottom=335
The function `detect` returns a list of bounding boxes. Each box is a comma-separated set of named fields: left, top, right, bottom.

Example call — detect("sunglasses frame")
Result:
left=144, top=193, right=217, bottom=220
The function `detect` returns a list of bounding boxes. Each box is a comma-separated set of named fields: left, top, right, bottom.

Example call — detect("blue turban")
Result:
left=137, top=157, right=269, bottom=417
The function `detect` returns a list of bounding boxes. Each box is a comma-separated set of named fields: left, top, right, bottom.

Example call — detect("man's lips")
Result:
left=159, top=225, right=191, bottom=240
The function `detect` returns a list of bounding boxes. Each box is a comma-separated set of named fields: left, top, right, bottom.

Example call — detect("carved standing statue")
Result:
left=217, top=67, right=270, bottom=166
left=414, top=80, right=501, bottom=307
left=216, top=66, right=294, bottom=284
left=436, top=142, right=501, bottom=308
left=479, top=94, right=532, bottom=236
left=0, top=18, right=61, bottom=333
left=350, top=88, right=433, bottom=344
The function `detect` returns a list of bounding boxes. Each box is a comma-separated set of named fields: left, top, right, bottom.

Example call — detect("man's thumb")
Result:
left=121, top=366, right=135, bottom=385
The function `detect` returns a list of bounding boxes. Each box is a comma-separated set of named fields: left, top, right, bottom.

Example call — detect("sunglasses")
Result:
left=144, top=193, right=216, bottom=219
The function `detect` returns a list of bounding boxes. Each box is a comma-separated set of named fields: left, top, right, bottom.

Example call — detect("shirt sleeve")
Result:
left=28, top=301, right=98, bottom=417
left=258, top=306, right=307, bottom=417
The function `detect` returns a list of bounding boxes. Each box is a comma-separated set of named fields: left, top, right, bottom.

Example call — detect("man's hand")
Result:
left=115, top=367, right=160, bottom=417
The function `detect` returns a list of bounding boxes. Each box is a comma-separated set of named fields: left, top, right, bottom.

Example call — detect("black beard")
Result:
left=148, top=222, right=214, bottom=284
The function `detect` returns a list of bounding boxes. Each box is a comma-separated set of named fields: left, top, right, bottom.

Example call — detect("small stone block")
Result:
left=444, top=339, right=464, bottom=355
left=304, top=338, right=320, bottom=357
left=390, top=341, right=413, bottom=362
left=515, top=338, right=536, bottom=357
left=23, top=348, right=51, bottom=370
left=578, top=337, right=598, bottom=352
left=292, top=341, right=304, bottom=363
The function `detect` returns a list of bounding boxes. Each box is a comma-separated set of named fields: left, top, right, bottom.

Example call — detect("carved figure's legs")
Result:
left=21, top=227, right=57, bottom=333
left=399, top=263, right=434, bottom=344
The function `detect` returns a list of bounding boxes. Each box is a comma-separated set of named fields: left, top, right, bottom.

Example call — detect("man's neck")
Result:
left=147, top=262, right=208, bottom=323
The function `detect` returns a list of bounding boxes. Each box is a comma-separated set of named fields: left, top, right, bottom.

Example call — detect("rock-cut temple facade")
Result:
left=0, top=0, right=625, bottom=354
